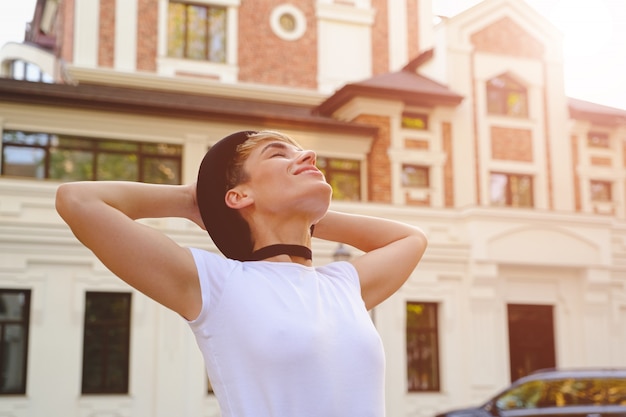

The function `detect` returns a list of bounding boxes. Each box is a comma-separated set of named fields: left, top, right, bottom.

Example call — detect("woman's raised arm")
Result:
left=314, top=210, right=427, bottom=309
left=55, top=181, right=203, bottom=319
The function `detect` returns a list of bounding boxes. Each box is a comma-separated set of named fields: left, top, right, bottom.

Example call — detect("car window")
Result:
left=606, top=378, right=626, bottom=406
left=496, top=377, right=626, bottom=410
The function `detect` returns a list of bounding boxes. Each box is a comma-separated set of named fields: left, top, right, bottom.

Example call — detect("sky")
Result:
left=1, top=0, right=625, bottom=110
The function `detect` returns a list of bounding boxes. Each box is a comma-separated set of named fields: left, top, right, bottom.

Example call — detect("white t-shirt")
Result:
left=187, top=248, right=385, bottom=417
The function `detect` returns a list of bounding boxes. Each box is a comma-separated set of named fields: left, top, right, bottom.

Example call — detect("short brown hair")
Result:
left=225, top=130, right=301, bottom=190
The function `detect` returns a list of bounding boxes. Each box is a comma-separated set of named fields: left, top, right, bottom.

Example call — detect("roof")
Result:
left=315, top=65, right=464, bottom=116
left=0, top=78, right=377, bottom=135
left=568, top=97, right=626, bottom=125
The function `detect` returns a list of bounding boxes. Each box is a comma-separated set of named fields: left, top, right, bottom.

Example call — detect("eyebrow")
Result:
left=260, top=141, right=299, bottom=155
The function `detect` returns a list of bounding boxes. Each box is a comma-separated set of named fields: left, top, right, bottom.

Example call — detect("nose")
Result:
left=298, top=149, right=316, bottom=165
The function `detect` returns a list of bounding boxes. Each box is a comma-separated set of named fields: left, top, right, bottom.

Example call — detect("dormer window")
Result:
left=487, top=74, right=528, bottom=117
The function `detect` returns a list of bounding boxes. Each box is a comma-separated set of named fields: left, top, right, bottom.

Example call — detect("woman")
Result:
left=56, top=130, right=428, bottom=417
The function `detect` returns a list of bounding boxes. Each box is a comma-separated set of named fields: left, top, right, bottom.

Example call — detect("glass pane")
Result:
left=507, top=92, right=528, bottom=116
left=96, top=153, right=138, bottom=181
left=3, top=131, right=49, bottom=146
left=328, top=172, right=360, bottom=201
left=591, top=181, right=611, bottom=202
left=0, top=324, right=26, bottom=393
left=143, top=157, right=180, bottom=184
left=511, top=175, right=532, bottom=207
left=82, top=293, right=130, bottom=394
left=606, top=378, right=626, bottom=405
left=49, top=149, right=94, bottom=180
left=402, top=165, right=429, bottom=187
left=167, top=3, right=186, bottom=58
left=490, top=173, right=508, bottom=206
left=406, top=303, right=439, bottom=392
left=0, top=292, right=27, bottom=320
left=2, top=146, right=46, bottom=178
left=402, top=113, right=428, bottom=130
left=82, top=324, right=105, bottom=392
left=98, top=141, right=138, bottom=152
left=328, top=159, right=359, bottom=171
left=187, top=5, right=208, bottom=60
left=208, top=7, right=226, bottom=62
left=496, top=380, right=545, bottom=410
left=141, top=143, right=182, bottom=156
left=56, top=136, right=93, bottom=149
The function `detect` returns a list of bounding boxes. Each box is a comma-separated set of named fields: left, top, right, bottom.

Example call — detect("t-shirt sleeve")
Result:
left=185, top=247, right=237, bottom=328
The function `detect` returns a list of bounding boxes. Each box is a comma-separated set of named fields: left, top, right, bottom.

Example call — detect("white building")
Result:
left=1, top=0, right=625, bottom=416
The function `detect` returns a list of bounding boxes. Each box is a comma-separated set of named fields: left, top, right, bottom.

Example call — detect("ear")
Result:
left=225, top=186, right=254, bottom=210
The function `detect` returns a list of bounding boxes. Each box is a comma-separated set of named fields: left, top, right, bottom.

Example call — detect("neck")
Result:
left=248, top=244, right=312, bottom=261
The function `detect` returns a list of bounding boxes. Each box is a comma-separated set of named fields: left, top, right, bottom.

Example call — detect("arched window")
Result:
left=9, top=60, right=53, bottom=83
left=486, top=74, right=528, bottom=117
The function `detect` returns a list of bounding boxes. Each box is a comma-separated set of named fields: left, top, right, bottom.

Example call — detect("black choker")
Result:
left=248, top=244, right=312, bottom=261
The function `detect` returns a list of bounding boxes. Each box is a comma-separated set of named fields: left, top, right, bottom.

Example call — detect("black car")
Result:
left=436, top=368, right=626, bottom=417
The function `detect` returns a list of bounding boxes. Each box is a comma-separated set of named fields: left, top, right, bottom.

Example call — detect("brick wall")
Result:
left=58, top=0, right=75, bottom=63
left=571, top=135, right=581, bottom=211
left=406, top=0, right=419, bottom=59
left=136, top=0, right=157, bottom=72
left=442, top=122, right=454, bottom=207
left=238, top=0, right=317, bottom=88
left=491, top=126, right=533, bottom=162
left=470, top=16, right=544, bottom=59
left=98, top=0, right=115, bottom=68
left=371, top=0, right=389, bottom=75
left=355, top=114, right=392, bottom=203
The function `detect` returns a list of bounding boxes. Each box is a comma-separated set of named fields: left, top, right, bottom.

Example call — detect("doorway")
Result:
left=507, top=304, right=556, bottom=382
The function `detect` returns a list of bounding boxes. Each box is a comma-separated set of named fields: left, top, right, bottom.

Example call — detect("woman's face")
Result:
left=237, top=139, right=332, bottom=221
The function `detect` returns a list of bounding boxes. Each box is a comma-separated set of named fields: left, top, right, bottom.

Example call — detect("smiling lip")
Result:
left=294, top=166, right=322, bottom=175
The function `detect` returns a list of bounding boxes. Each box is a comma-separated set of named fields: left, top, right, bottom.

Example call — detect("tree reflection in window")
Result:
left=406, top=302, right=440, bottom=392
left=317, top=156, right=361, bottom=201
left=1, top=131, right=182, bottom=184
left=495, top=377, right=626, bottom=410
left=168, top=2, right=226, bottom=62
left=487, top=74, right=528, bottom=117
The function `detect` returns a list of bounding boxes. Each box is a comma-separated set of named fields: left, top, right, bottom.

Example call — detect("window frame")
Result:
left=490, top=172, right=534, bottom=208
left=1, top=130, right=182, bottom=184
left=316, top=156, right=361, bottom=201
left=81, top=291, right=132, bottom=395
left=406, top=301, right=441, bottom=393
left=167, top=1, right=228, bottom=63
left=486, top=74, right=529, bottom=118
left=0, top=289, right=31, bottom=395
left=401, top=164, right=429, bottom=188
left=590, top=180, right=612, bottom=202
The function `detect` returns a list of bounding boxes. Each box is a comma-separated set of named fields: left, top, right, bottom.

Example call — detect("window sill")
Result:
left=157, top=57, right=238, bottom=83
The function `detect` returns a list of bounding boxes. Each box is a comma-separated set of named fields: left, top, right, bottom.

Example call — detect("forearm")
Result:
left=313, top=210, right=426, bottom=253
left=56, top=181, right=199, bottom=223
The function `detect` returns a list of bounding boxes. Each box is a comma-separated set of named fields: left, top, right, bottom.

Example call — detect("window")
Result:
left=587, top=131, right=610, bottom=148
left=82, top=292, right=131, bottom=394
left=406, top=302, right=440, bottom=392
left=401, top=112, right=429, bottom=130
left=168, top=2, right=227, bottom=62
left=9, top=60, right=53, bottom=83
left=590, top=180, right=612, bottom=202
left=1, top=131, right=182, bottom=183
left=317, top=157, right=361, bottom=201
left=495, top=377, right=626, bottom=410
left=487, top=75, right=528, bottom=117
left=402, top=164, right=429, bottom=188
left=490, top=172, right=533, bottom=207
left=0, top=289, right=30, bottom=395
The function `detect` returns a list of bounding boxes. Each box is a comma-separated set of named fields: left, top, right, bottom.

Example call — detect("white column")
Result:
left=73, top=0, right=100, bottom=68
left=115, top=0, right=138, bottom=71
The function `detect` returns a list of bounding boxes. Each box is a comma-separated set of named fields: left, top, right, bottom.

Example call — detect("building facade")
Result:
left=1, top=0, right=625, bottom=416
